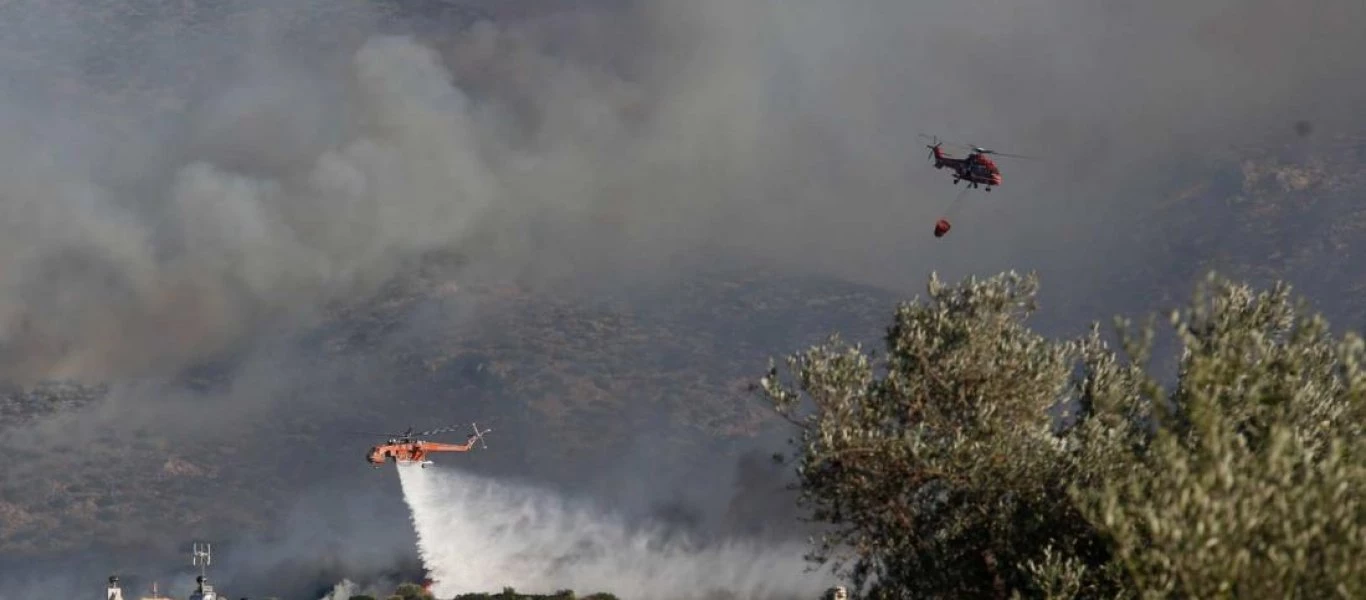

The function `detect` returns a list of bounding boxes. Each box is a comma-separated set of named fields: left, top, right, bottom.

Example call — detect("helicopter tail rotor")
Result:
left=921, top=134, right=942, bottom=160
left=470, top=422, right=492, bottom=449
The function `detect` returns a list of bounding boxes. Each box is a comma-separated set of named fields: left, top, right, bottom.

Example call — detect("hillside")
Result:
left=0, top=1, right=1363, bottom=594
left=1121, top=133, right=1366, bottom=321
left=0, top=265, right=899, bottom=561
left=4, top=131, right=1365, bottom=568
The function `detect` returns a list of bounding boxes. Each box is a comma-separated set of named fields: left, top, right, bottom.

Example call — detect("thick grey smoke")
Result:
left=2, top=0, right=1364, bottom=589
left=0, top=28, right=498, bottom=383
left=398, top=463, right=832, bottom=599
left=3, top=0, right=1362, bottom=384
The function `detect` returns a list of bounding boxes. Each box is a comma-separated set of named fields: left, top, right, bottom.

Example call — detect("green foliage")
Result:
left=1079, top=277, right=1366, bottom=599
left=760, top=270, right=1366, bottom=599
left=447, top=587, right=617, bottom=600
left=348, top=596, right=377, bottom=600
left=761, top=271, right=1112, bottom=598
left=394, top=582, right=434, bottom=600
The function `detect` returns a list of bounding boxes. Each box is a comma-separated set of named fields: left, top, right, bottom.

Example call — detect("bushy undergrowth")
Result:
left=352, top=583, right=619, bottom=600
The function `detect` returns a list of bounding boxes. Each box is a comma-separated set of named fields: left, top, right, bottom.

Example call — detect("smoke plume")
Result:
left=3, top=0, right=1366, bottom=589
left=397, top=463, right=833, bottom=599
left=4, top=0, right=1363, bottom=386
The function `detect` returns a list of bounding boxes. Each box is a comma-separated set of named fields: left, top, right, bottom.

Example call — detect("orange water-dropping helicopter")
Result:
left=920, top=134, right=1035, bottom=192
left=358, top=422, right=492, bottom=468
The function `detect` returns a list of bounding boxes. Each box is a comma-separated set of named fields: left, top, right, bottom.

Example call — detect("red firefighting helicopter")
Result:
left=921, top=134, right=1034, bottom=191
left=919, top=134, right=1035, bottom=238
left=358, top=422, right=491, bottom=469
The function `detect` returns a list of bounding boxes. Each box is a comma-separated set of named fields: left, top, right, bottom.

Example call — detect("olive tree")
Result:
left=1076, top=277, right=1366, bottom=599
left=394, top=583, right=434, bottom=600
left=759, top=270, right=1366, bottom=599
left=760, top=271, right=1116, bottom=598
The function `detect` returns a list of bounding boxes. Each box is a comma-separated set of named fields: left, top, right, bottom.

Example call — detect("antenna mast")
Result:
left=192, top=542, right=212, bottom=579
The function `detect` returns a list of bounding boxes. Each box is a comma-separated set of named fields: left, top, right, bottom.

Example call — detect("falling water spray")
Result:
left=396, top=463, right=834, bottom=599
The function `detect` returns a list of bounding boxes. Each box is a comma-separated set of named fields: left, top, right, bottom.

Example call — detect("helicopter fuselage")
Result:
left=366, top=438, right=477, bottom=466
left=363, top=423, right=491, bottom=468
left=930, top=146, right=1002, bottom=189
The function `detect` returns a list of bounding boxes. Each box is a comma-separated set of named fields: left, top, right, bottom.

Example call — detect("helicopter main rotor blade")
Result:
left=974, top=146, right=1038, bottom=160
left=345, top=430, right=407, bottom=438
left=990, top=151, right=1038, bottom=160
left=414, top=425, right=465, bottom=437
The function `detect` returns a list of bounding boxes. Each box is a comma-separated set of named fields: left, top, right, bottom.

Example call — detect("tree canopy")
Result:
left=759, top=271, right=1366, bottom=599
left=366, top=582, right=619, bottom=600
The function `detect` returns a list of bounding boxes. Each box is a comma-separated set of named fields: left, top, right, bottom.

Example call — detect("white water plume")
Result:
left=396, top=463, right=835, bottom=599
left=318, top=579, right=359, bottom=600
